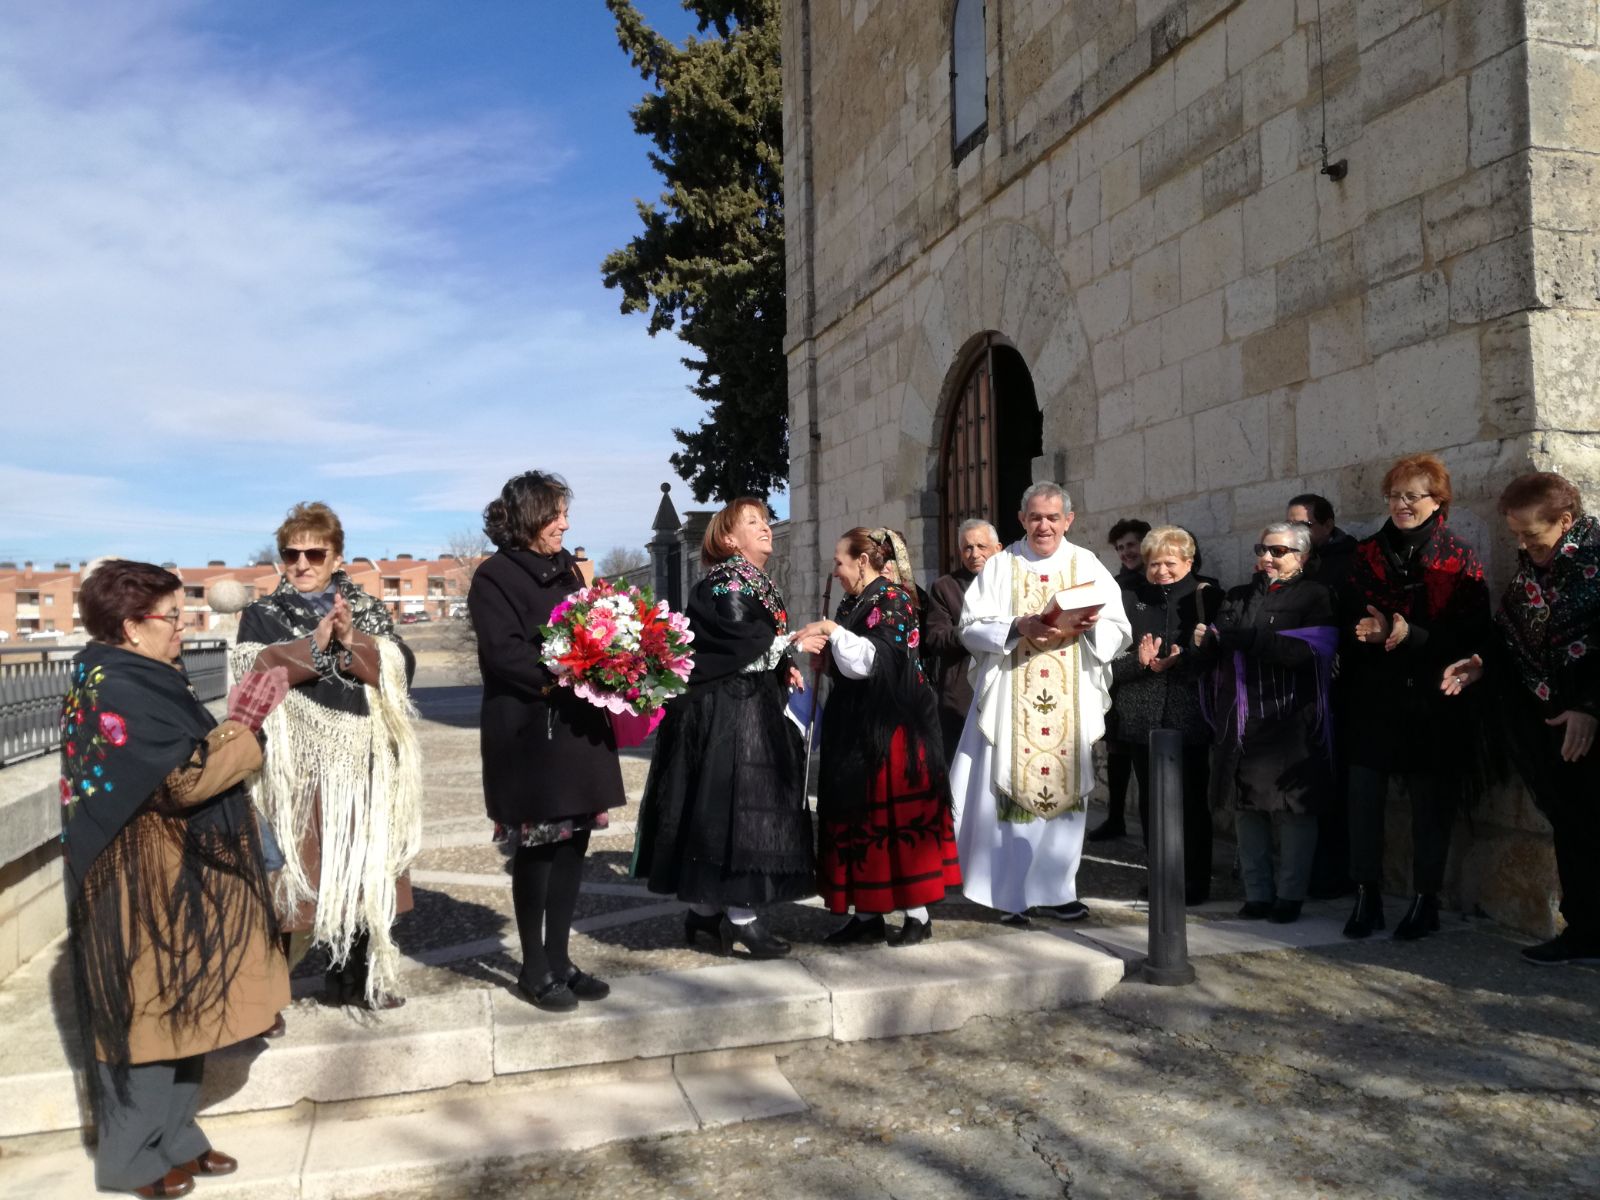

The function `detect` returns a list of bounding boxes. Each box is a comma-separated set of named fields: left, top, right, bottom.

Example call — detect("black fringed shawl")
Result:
left=1494, top=513, right=1600, bottom=715
left=819, top=577, right=946, bottom=808
left=60, top=643, right=274, bottom=1108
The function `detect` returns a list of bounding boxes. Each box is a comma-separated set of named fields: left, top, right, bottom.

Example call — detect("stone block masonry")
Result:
left=785, top=0, right=1600, bottom=937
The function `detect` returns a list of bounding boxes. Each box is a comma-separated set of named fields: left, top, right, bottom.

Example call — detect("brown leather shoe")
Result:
left=131, top=1167, right=194, bottom=1197
left=174, top=1150, right=237, bottom=1176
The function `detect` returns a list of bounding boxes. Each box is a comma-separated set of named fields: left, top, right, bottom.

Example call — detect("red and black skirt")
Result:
left=817, top=728, right=962, bottom=914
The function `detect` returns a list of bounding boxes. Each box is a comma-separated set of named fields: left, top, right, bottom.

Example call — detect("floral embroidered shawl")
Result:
left=1496, top=513, right=1600, bottom=707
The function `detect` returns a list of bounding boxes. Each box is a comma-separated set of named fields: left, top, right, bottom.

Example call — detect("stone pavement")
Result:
left=401, top=926, right=1600, bottom=1200
left=3, top=628, right=1594, bottom=1196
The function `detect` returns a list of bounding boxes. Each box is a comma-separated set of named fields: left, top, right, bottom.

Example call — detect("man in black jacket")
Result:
left=1287, top=493, right=1358, bottom=602
left=922, top=518, right=1002, bottom=765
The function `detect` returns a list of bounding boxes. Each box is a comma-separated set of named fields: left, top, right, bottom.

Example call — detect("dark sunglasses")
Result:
left=1253, top=544, right=1298, bottom=559
left=280, top=547, right=330, bottom=565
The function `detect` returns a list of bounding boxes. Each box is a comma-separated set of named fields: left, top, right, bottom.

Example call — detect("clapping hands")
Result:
left=1137, top=633, right=1182, bottom=672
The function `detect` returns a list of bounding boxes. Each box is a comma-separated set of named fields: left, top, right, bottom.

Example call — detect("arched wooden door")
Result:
left=938, top=335, right=1042, bottom=571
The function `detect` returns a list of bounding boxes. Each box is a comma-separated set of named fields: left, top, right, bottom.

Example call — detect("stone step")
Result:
left=0, top=930, right=1122, bottom=1140
left=2, top=1053, right=807, bottom=1199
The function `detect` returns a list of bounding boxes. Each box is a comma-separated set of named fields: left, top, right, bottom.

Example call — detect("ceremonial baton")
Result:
left=801, top=572, right=832, bottom=804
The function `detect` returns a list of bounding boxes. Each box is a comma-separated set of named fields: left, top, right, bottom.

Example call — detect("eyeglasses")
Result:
left=280, top=547, right=330, bottom=565
left=1384, top=492, right=1432, bottom=505
left=1253, top=544, right=1299, bottom=559
left=137, top=612, right=183, bottom=627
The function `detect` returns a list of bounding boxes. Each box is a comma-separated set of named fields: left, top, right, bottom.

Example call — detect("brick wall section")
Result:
left=785, top=0, right=1600, bottom=934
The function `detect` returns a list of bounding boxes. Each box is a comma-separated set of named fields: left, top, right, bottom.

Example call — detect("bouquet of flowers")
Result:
left=540, top=578, right=694, bottom=745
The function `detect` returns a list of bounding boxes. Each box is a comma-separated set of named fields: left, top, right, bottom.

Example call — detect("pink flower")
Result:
left=1585, top=565, right=1598, bottom=580
left=1525, top=581, right=1545, bottom=608
left=907, top=628, right=921, bottom=649
left=1569, top=640, right=1587, bottom=659
left=98, top=712, right=128, bottom=747
left=866, top=608, right=882, bottom=628
left=1535, top=681, right=1552, bottom=701
left=549, top=600, right=574, bottom=624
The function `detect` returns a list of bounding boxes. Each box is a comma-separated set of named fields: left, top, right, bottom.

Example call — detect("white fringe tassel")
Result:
left=232, top=640, right=424, bottom=1005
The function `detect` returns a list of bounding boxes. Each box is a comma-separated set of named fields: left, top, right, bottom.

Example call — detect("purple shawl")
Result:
left=1202, top=626, right=1339, bottom=754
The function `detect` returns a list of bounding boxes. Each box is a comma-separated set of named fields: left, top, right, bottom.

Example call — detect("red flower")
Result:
left=98, top=712, right=128, bottom=746
left=59, top=778, right=71, bottom=803
left=1536, top=682, right=1552, bottom=701
left=1569, top=640, right=1587, bottom=659
left=1525, top=581, right=1545, bottom=608
left=907, top=628, right=921, bottom=649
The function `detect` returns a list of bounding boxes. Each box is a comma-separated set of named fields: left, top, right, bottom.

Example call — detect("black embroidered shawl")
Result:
left=820, top=577, right=945, bottom=808
left=1495, top=513, right=1600, bottom=712
left=60, top=643, right=273, bottom=1108
left=684, top=556, right=790, bottom=688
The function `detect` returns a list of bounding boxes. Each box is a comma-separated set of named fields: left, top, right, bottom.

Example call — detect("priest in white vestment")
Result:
left=949, top=482, right=1132, bottom=919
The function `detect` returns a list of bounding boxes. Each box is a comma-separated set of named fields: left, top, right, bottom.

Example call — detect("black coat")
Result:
left=1196, top=573, right=1336, bottom=815
left=1110, top=574, right=1223, bottom=747
left=468, top=548, right=625, bottom=826
left=922, top=569, right=976, bottom=755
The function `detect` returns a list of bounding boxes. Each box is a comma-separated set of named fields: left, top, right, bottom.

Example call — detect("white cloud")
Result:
left=0, top=0, right=704, bottom=563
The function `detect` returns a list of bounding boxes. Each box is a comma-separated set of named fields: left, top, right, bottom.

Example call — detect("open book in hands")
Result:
left=1039, top=577, right=1119, bottom=629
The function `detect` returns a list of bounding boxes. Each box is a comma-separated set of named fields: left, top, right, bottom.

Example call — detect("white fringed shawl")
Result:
left=230, top=639, right=423, bottom=1004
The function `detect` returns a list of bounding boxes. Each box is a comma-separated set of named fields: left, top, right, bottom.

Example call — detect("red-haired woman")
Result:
left=1443, top=472, right=1600, bottom=965
left=1342, top=454, right=1490, bottom=941
left=792, top=528, right=961, bottom=946
left=634, top=498, right=815, bottom=959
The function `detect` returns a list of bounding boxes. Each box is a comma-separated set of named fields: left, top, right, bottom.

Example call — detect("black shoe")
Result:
left=889, top=916, right=932, bottom=947
left=1267, top=898, right=1303, bottom=924
left=1521, top=931, right=1600, bottom=966
left=720, top=915, right=791, bottom=958
left=1392, top=893, right=1440, bottom=941
left=1041, top=901, right=1090, bottom=922
left=684, top=909, right=722, bottom=946
left=1086, top=818, right=1127, bottom=842
left=998, top=912, right=1031, bottom=927
left=1342, top=883, right=1385, bottom=939
left=516, top=972, right=578, bottom=1012
left=823, top=914, right=886, bottom=945
left=1237, top=900, right=1273, bottom=919
left=561, top=965, right=611, bottom=1000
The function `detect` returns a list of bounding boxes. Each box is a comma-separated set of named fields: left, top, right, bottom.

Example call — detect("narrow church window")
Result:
left=951, top=0, right=987, bottom=162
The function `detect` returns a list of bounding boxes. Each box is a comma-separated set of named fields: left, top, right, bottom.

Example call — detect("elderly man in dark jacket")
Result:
left=922, top=518, right=1002, bottom=765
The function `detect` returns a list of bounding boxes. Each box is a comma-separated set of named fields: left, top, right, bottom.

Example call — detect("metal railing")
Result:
left=0, top=639, right=229, bottom=767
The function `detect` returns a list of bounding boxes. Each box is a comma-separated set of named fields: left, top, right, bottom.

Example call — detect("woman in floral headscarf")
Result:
left=792, top=527, right=961, bottom=947
left=1443, top=472, right=1600, bottom=966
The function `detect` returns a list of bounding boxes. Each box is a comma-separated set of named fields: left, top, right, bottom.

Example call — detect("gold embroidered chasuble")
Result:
left=1005, top=556, right=1085, bottom=820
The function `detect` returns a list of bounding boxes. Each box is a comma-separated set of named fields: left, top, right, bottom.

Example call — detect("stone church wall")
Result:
left=784, top=0, right=1600, bottom=934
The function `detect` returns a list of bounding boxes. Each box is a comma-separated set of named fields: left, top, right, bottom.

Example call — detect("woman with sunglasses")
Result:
left=1192, top=523, right=1336, bottom=923
left=232, top=502, right=423, bottom=1011
left=1341, top=454, right=1489, bottom=941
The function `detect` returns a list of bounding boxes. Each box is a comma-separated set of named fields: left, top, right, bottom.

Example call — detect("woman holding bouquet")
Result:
left=792, top=528, right=961, bottom=946
left=635, top=498, right=814, bottom=958
left=469, top=471, right=626, bottom=1011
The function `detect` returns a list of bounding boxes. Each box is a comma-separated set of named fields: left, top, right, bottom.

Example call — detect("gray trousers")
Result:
left=1234, top=810, right=1319, bottom=903
left=94, top=1056, right=210, bottom=1190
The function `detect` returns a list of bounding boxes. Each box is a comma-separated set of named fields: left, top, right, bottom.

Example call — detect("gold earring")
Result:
left=131, top=638, right=140, bottom=645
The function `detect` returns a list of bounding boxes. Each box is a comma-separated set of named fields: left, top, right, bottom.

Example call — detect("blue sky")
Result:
left=0, top=0, right=769, bottom=568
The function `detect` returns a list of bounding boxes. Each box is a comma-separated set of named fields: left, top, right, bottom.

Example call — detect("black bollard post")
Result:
left=1141, top=728, right=1195, bottom=986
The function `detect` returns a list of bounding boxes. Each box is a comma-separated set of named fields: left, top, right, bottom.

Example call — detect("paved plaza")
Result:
left=2, top=628, right=1595, bottom=1198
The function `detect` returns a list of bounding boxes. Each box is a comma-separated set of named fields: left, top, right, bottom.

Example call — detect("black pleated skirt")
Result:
left=633, top=670, right=816, bottom=907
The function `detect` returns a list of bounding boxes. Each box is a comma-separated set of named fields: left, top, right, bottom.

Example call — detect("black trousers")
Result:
left=1132, top=743, right=1214, bottom=902
left=1105, top=745, right=1135, bottom=824
left=1346, top=765, right=1456, bottom=894
left=1509, top=719, right=1600, bottom=944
